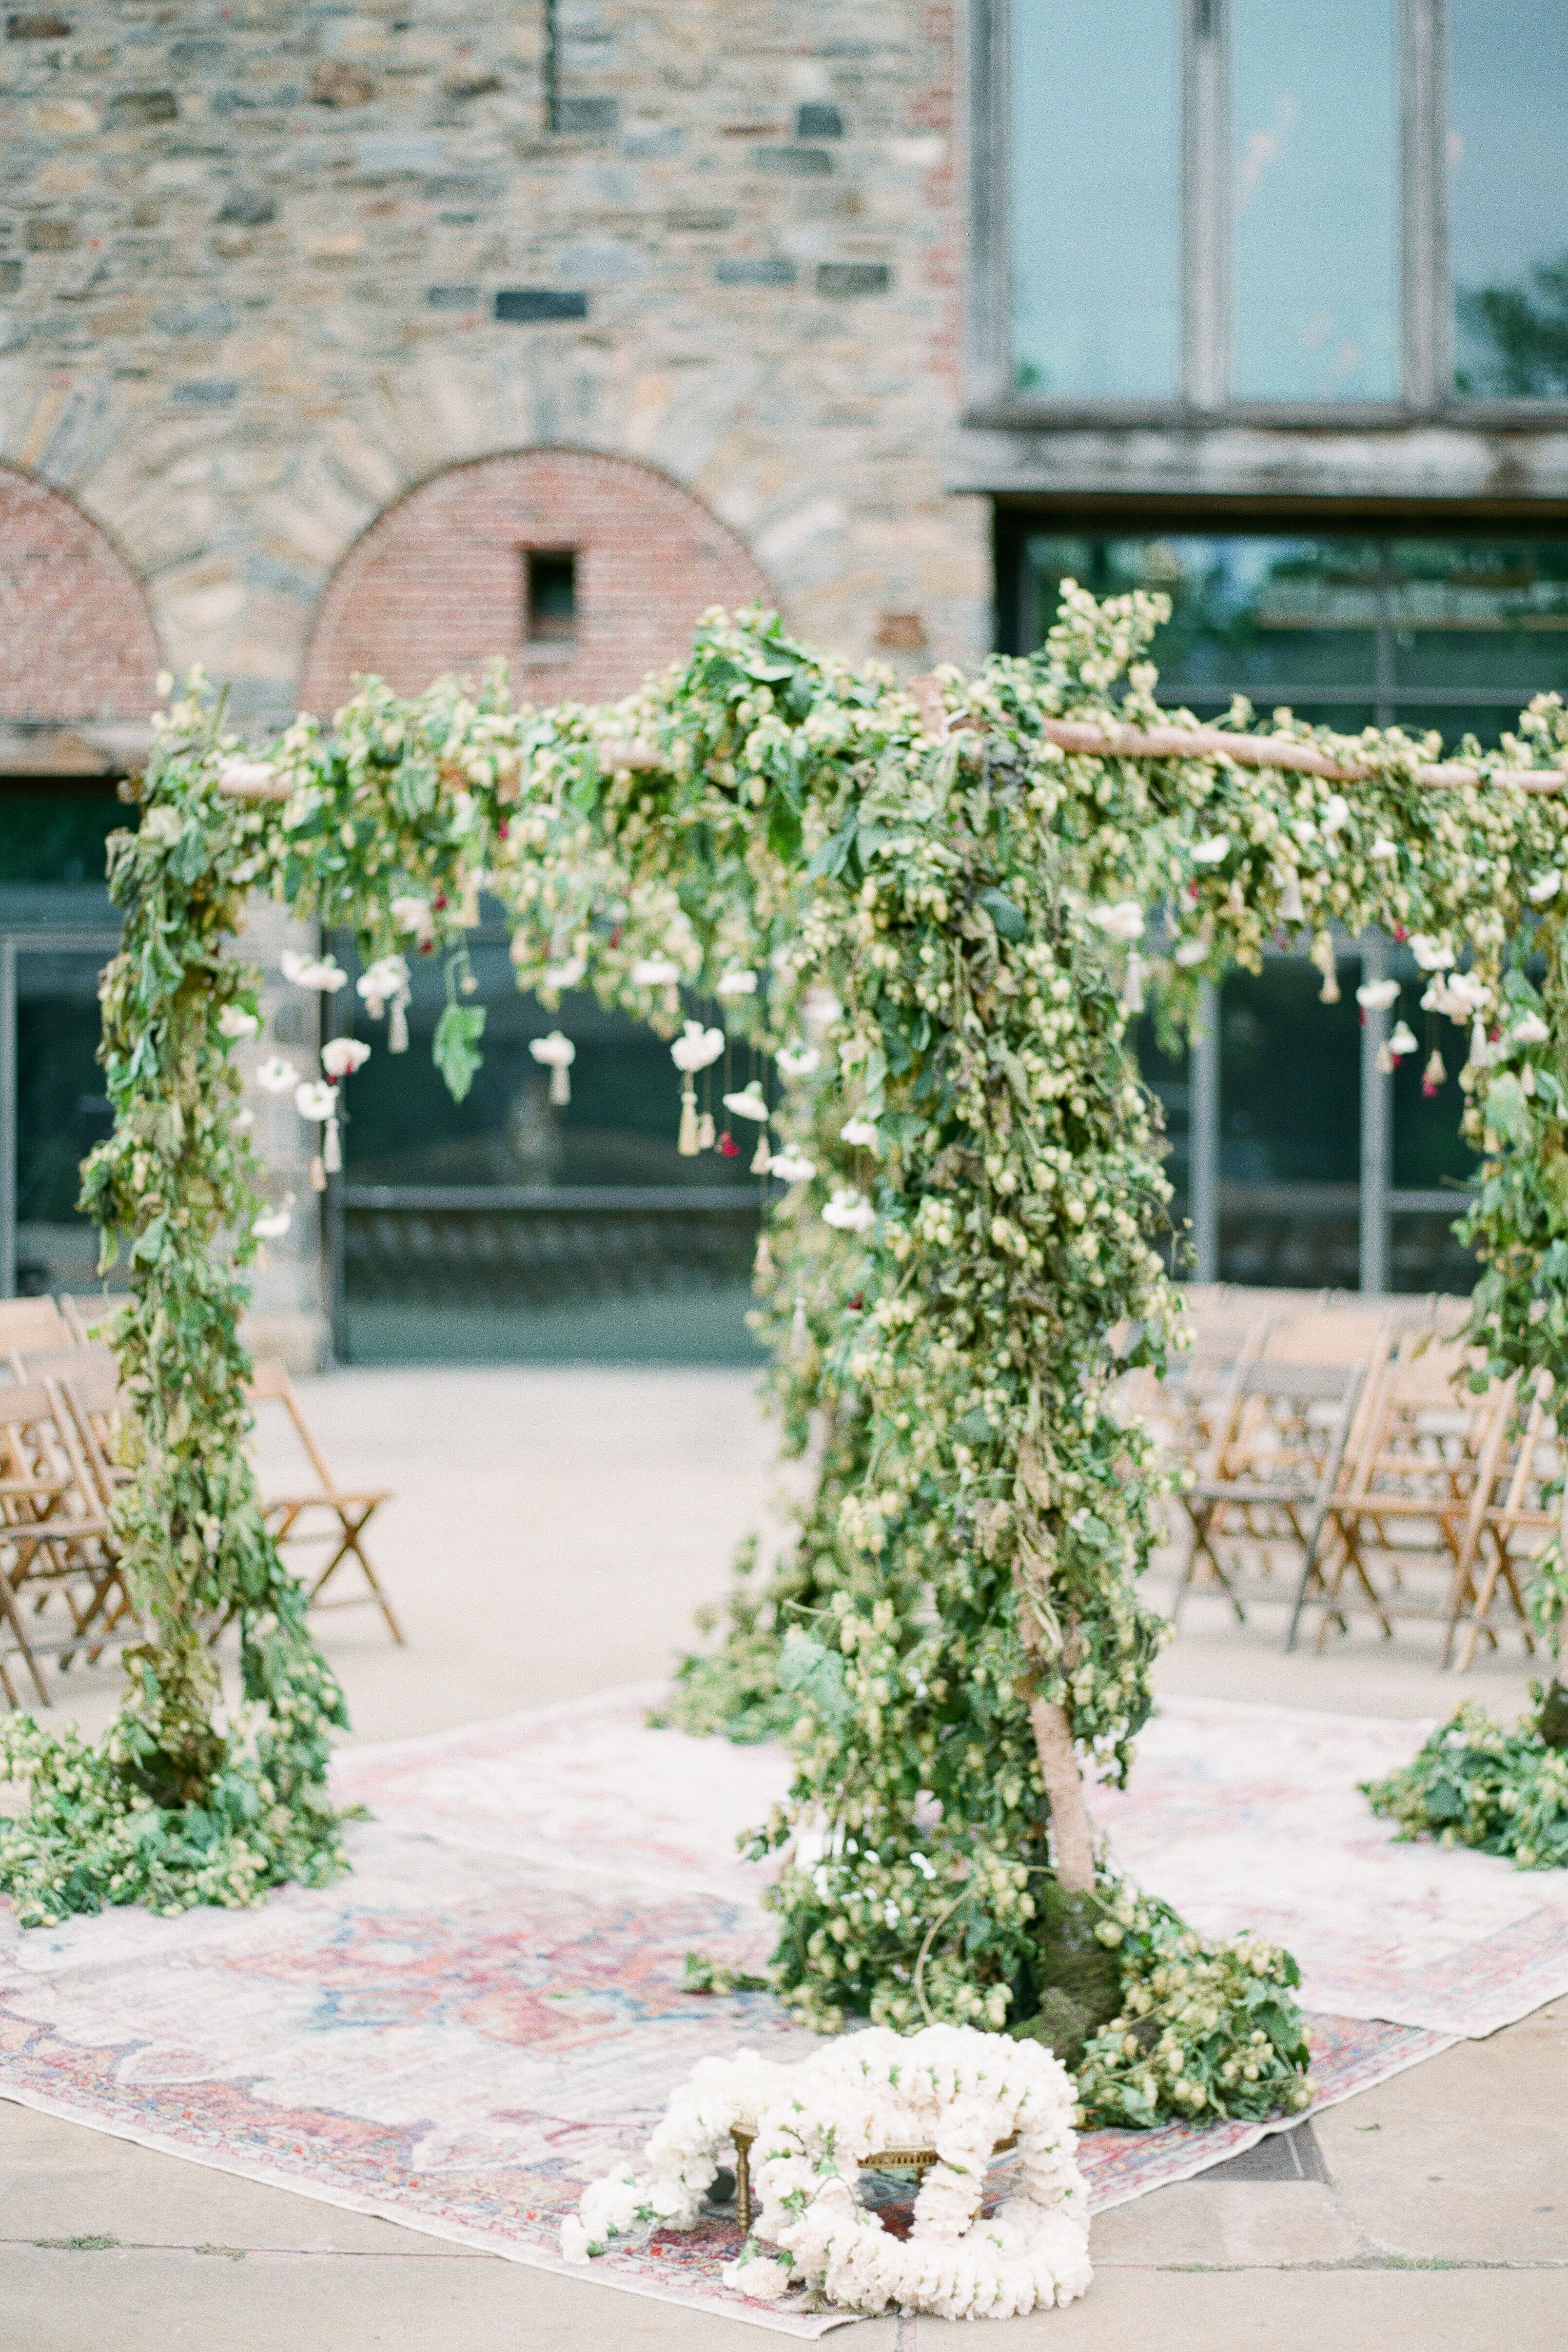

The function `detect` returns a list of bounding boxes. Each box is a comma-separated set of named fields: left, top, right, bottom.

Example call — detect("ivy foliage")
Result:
left=1, top=600, right=1564, bottom=2138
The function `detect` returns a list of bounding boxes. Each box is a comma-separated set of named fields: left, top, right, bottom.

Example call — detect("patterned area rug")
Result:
left=1, top=1687, right=1562, bottom=2337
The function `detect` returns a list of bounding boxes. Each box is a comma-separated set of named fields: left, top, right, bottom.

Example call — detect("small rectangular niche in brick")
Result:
left=25, top=217, right=78, bottom=251
left=817, top=262, right=891, bottom=297
left=525, top=549, right=577, bottom=649
left=495, top=289, right=588, bottom=322
left=796, top=103, right=843, bottom=138
left=6, top=12, right=71, bottom=36
left=752, top=147, right=832, bottom=177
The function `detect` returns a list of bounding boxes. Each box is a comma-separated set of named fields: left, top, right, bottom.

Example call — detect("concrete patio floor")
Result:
left=3, top=1366, right=1563, bottom=2350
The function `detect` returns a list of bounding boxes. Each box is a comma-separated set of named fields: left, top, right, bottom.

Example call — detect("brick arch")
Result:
left=300, top=449, right=775, bottom=715
left=0, top=467, right=162, bottom=722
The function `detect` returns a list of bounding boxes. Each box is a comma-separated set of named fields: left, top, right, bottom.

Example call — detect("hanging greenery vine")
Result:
left=1, top=593, right=1564, bottom=2132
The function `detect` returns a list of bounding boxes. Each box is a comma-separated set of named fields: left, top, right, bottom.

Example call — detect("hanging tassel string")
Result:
left=790, top=1295, right=809, bottom=1358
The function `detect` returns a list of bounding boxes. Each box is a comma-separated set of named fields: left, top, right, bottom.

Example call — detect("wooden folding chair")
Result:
left=0, top=1377, right=126, bottom=1702
left=1176, top=1357, right=1365, bottom=1625
left=13, top=1347, right=128, bottom=1477
left=1443, top=1384, right=1556, bottom=1671
left=1296, top=1335, right=1511, bottom=1653
left=246, top=1358, right=403, bottom=1643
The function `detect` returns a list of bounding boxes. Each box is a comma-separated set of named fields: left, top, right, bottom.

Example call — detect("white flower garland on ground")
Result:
left=562, top=2025, right=1092, bottom=2321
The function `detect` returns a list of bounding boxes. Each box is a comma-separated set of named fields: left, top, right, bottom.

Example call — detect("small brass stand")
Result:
left=728, top=2130, right=1018, bottom=2234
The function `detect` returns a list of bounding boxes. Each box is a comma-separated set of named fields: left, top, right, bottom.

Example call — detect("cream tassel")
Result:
left=1275, top=865, right=1305, bottom=925
left=1120, top=951, right=1145, bottom=1015
left=750, top=1126, right=771, bottom=1175
left=309, top=1154, right=327, bottom=1193
left=754, top=1232, right=775, bottom=1283
left=1375, top=1039, right=1395, bottom=1076
left=678, top=1085, right=700, bottom=1155
left=549, top=1062, right=570, bottom=1106
left=697, top=1110, right=716, bottom=1151
left=790, top=1295, right=809, bottom=1358
left=389, top=991, right=410, bottom=1053
left=323, top=1113, right=342, bottom=1174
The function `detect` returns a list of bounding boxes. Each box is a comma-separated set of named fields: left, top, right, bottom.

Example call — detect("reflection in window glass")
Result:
left=1021, top=536, right=1378, bottom=702
left=1230, top=0, right=1399, bottom=400
left=1009, top=0, right=1178, bottom=397
left=1389, top=541, right=1568, bottom=701
left=336, top=934, right=765, bottom=1365
left=1451, top=2, right=1568, bottom=397
left=1217, top=965, right=1361, bottom=1288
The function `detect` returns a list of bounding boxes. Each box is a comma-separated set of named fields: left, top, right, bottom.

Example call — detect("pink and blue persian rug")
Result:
left=3, top=1688, right=1566, bottom=2336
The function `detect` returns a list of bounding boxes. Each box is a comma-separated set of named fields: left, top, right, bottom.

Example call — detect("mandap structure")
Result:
left=2, top=587, right=1567, bottom=2131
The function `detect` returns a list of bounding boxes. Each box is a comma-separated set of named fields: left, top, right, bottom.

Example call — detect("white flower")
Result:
left=543, top=956, right=586, bottom=990
left=254, top=1057, right=299, bottom=1095
left=802, top=984, right=843, bottom=1034
left=321, top=1037, right=372, bottom=1078
left=1388, top=1021, right=1417, bottom=1058
left=218, top=1006, right=260, bottom=1040
left=357, top=956, right=410, bottom=1016
left=252, top=1206, right=293, bottom=1240
left=1090, top=899, right=1145, bottom=941
left=670, top=1021, right=724, bottom=1073
left=1409, top=935, right=1454, bottom=971
left=722, top=1084, right=768, bottom=1122
left=390, top=895, right=435, bottom=940
left=1320, top=793, right=1351, bottom=836
left=776, top=1043, right=821, bottom=1079
left=841, top=1117, right=880, bottom=1149
left=280, top=950, right=349, bottom=993
left=715, top=968, right=758, bottom=996
left=1529, top=1298, right=1549, bottom=1324
left=768, top=1151, right=816, bottom=1183
left=1511, top=1012, right=1551, bottom=1046
left=529, top=1031, right=576, bottom=1070
left=1190, top=834, right=1230, bottom=866
left=294, top=1080, right=337, bottom=1121
left=1527, top=870, right=1562, bottom=904
left=823, top=1188, right=876, bottom=1233
left=559, top=2215, right=593, bottom=2265
left=630, top=956, right=683, bottom=986
left=1173, top=937, right=1209, bottom=968
left=1355, top=978, right=1399, bottom=1011
left=1369, top=837, right=1399, bottom=863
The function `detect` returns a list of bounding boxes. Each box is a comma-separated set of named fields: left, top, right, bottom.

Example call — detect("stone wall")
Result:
left=0, top=0, right=989, bottom=725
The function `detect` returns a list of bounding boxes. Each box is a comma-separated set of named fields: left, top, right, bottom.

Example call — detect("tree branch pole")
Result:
left=1028, top=1697, right=1098, bottom=1893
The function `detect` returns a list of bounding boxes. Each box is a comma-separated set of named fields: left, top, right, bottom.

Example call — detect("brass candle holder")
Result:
left=728, top=2129, right=1018, bottom=2234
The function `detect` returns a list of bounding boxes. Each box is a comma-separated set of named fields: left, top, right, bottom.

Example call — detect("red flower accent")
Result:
left=718, top=1132, right=741, bottom=1157
left=1422, top=1077, right=1439, bottom=1098
left=1393, top=925, right=1408, bottom=942
left=434, top=892, right=448, bottom=909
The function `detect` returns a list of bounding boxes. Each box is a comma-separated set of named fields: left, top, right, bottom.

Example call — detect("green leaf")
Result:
left=432, top=1003, right=486, bottom=1103
left=1486, top=1072, right=1533, bottom=1146
left=776, top=1633, right=853, bottom=1728
left=955, top=1407, right=994, bottom=1446
left=977, top=887, right=1026, bottom=941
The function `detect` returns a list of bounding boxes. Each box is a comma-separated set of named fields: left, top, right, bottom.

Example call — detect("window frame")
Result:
left=971, top=0, right=1568, bottom=425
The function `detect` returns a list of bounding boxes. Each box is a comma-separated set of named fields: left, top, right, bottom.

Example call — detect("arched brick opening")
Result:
left=300, top=449, right=774, bottom=715
left=0, top=468, right=161, bottom=722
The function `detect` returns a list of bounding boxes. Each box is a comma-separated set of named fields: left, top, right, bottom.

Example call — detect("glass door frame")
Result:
left=0, top=925, right=121, bottom=1299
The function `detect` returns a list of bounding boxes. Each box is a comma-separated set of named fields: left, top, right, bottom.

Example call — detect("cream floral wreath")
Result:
left=564, top=2023, right=1093, bottom=2322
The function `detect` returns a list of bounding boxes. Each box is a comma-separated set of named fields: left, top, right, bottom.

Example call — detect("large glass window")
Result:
left=999, top=527, right=1564, bottom=1293
left=999, top=0, right=1568, bottom=410
left=1230, top=0, right=1399, bottom=401
left=1450, top=1, right=1568, bottom=397
left=1007, top=529, right=1568, bottom=740
left=1010, top=0, right=1179, bottom=398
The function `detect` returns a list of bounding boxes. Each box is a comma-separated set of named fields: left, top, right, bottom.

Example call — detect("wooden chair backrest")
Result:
left=1340, top=1334, right=1504, bottom=1511
left=246, top=1357, right=337, bottom=1493
left=0, top=1299, right=68, bottom=1353
left=0, top=1377, right=85, bottom=1513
